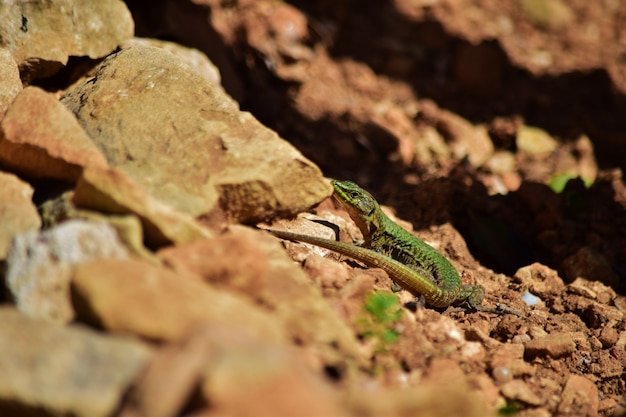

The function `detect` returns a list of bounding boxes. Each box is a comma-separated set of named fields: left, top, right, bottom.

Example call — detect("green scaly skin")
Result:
left=270, top=179, right=497, bottom=311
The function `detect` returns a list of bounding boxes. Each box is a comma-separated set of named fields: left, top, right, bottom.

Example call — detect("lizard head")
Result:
left=331, top=179, right=383, bottom=239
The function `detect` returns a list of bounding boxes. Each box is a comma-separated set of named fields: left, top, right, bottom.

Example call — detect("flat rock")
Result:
left=71, top=258, right=286, bottom=343
left=524, top=332, right=576, bottom=359
left=0, top=171, right=40, bottom=260
left=0, top=48, right=21, bottom=116
left=61, top=45, right=331, bottom=222
left=0, top=308, right=152, bottom=417
left=73, top=166, right=212, bottom=247
left=125, top=325, right=349, bottom=417
left=5, top=219, right=130, bottom=323
left=159, top=225, right=365, bottom=367
left=0, top=86, right=108, bottom=182
left=0, top=0, right=133, bottom=81
left=557, top=375, right=599, bottom=417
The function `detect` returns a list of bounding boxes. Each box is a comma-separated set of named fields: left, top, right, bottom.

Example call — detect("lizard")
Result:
left=269, top=179, right=514, bottom=313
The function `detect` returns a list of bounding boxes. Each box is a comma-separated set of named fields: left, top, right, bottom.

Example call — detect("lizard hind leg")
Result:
left=459, top=284, right=486, bottom=310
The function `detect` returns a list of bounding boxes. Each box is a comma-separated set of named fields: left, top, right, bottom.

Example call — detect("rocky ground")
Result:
left=1, top=1, right=625, bottom=416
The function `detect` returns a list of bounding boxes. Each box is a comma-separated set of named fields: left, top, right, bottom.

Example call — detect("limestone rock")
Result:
left=61, top=45, right=331, bottom=222
left=0, top=48, right=21, bottom=116
left=125, top=326, right=349, bottom=417
left=5, top=220, right=130, bottom=323
left=0, top=86, right=108, bottom=182
left=121, top=37, right=222, bottom=87
left=159, top=226, right=365, bottom=366
left=524, top=332, right=576, bottom=359
left=0, top=308, right=152, bottom=417
left=0, top=172, right=40, bottom=260
left=71, top=258, right=286, bottom=343
left=516, top=125, right=558, bottom=154
left=73, top=166, right=212, bottom=247
left=557, top=375, right=599, bottom=417
left=0, top=0, right=133, bottom=81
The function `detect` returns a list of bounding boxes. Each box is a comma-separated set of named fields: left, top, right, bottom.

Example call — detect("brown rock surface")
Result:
left=0, top=0, right=133, bottom=80
left=73, top=166, right=212, bottom=247
left=0, top=2, right=625, bottom=416
left=71, top=258, right=286, bottom=343
left=0, top=86, right=108, bottom=182
left=0, top=48, right=21, bottom=116
left=557, top=375, right=599, bottom=417
left=159, top=226, right=365, bottom=367
left=61, top=45, right=331, bottom=222
left=0, top=171, right=40, bottom=260
left=0, top=308, right=152, bottom=417
left=5, top=220, right=130, bottom=323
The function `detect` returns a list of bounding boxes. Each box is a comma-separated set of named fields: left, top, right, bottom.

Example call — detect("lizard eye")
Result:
left=350, top=191, right=359, bottom=199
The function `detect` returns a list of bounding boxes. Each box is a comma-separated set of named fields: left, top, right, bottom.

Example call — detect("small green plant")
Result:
left=497, top=399, right=521, bottom=415
left=548, top=173, right=592, bottom=194
left=357, top=291, right=403, bottom=349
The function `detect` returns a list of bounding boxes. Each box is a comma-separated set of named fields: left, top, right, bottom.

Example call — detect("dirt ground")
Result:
left=119, top=0, right=626, bottom=415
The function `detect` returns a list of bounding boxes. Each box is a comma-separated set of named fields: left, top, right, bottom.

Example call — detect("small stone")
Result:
left=524, top=332, right=576, bottom=359
left=516, top=125, right=558, bottom=154
left=0, top=308, right=152, bottom=417
left=598, top=323, right=619, bottom=348
left=500, top=379, right=545, bottom=406
left=557, top=375, right=599, bottom=417
left=438, top=110, right=494, bottom=167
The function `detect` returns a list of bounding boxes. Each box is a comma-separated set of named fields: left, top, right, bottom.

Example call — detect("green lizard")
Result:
left=270, top=179, right=508, bottom=312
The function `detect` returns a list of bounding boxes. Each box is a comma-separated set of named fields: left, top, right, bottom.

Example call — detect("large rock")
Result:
left=73, top=166, right=212, bottom=247
left=0, top=308, right=151, bottom=417
left=5, top=220, right=130, bottom=323
left=0, top=0, right=133, bottom=81
left=0, top=48, right=21, bottom=116
left=0, top=86, right=108, bottom=182
left=71, top=258, right=286, bottom=343
left=61, top=45, right=331, bottom=223
left=0, top=172, right=40, bottom=260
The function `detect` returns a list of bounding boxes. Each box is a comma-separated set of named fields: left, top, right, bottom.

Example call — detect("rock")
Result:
left=512, top=263, right=565, bottom=303
left=126, top=325, right=349, bottom=417
left=5, top=220, right=130, bottom=323
left=0, top=48, right=21, bottom=116
left=524, top=332, right=576, bottom=359
left=0, top=86, right=108, bottom=182
left=73, top=166, right=212, bottom=247
left=159, top=225, right=365, bottom=367
left=0, top=172, right=40, bottom=260
left=0, top=0, right=133, bottom=81
left=61, top=45, right=331, bottom=222
left=71, top=258, right=286, bottom=343
left=436, top=109, right=494, bottom=167
left=516, top=125, right=558, bottom=154
left=562, top=246, right=620, bottom=288
left=500, top=379, right=545, bottom=406
left=0, top=308, right=152, bottom=417
left=121, top=37, right=222, bottom=87
left=557, top=375, right=599, bottom=417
